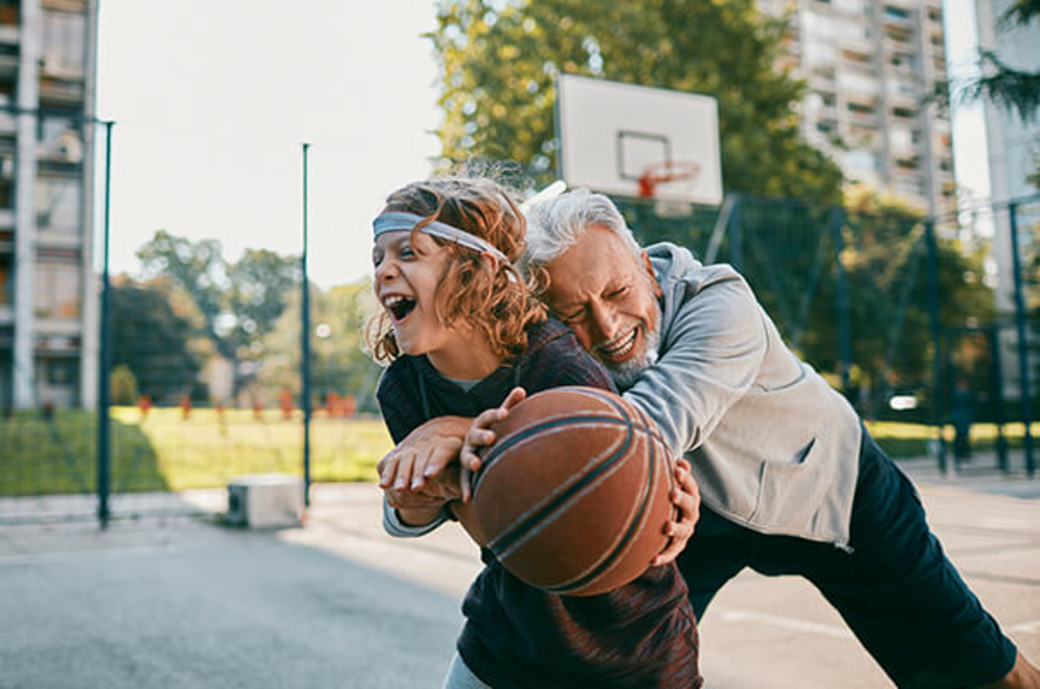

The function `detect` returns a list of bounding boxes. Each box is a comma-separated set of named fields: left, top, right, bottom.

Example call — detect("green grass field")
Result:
left=0, top=407, right=393, bottom=497
left=1, top=409, right=1035, bottom=498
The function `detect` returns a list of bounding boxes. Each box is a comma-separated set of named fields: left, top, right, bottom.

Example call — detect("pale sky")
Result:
left=96, top=0, right=988, bottom=292
left=96, top=0, right=442, bottom=288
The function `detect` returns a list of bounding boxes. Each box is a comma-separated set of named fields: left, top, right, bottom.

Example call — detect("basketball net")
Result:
left=637, top=160, right=701, bottom=198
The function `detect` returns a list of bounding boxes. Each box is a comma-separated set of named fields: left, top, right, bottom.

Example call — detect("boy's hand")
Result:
left=458, top=387, right=526, bottom=502
left=652, top=458, right=700, bottom=566
left=378, top=415, right=471, bottom=493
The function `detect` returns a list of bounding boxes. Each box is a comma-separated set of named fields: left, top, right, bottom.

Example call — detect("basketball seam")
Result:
left=546, top=425, right=662, bottom=594
left=487, top=418, right=634, bottom=560
left=476, top=386, right=669, bottom=594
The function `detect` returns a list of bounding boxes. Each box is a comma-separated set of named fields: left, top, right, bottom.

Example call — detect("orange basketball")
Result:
left=470, top=386, right=675, bottom=596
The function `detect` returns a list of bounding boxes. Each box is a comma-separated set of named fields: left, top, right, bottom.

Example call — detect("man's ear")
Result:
left=642, top=250, right=663, bottom=299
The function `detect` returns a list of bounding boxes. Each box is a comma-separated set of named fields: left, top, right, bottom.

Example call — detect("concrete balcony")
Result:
left=0, top=109, right=15, bottom=136
left=35, top=231, right=83, bottom=250
left=39, top=80, right=85, bottom=107
left=0, top=24, right=19, bottom=45
left=42, top=0, right=87, bottom=11
left=0, top=208, right=13, bottom=230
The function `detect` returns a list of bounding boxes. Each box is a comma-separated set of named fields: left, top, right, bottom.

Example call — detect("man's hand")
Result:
left=458, top=387, right=527, bottom=502
left=377, top=415, right=471, bottom=494
left=652, top=458, right=700, bottom=566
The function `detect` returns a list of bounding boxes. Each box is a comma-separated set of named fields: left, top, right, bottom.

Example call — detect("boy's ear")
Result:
left=642, top=250, right=663, bottom=298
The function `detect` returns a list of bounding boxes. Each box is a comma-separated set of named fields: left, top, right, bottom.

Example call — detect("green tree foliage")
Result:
left=432, top=0, right=844, bottom=203
left=110, top=280, right=201, bottom=403
left=109, top=365, right=139, bottom=406
left=956, top=0, right=1040, bottom=122
left=135, top=231, right=299, bottom=394
left=820, top=188, right=994, bottom=417
left=258, top=279, right=384, bottom=413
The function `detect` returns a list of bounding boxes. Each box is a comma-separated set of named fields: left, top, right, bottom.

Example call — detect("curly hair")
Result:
left=365, top=177, right=547, bottom=365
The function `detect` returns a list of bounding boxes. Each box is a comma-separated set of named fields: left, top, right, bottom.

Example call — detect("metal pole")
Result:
left=924, top=219, right=947, bottom=473
left=1007, top=202, right=1035, bottom=477
left=831, top=207, right=852, bottom=396
left=301, top=143, right=312, bottom=505
left=989, top=325, right=1009, bottom=473
left=96, top=121, right=114, bottom=527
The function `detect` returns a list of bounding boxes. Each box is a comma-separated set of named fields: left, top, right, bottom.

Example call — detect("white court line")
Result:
left=716, top=607, right=855, bottom=640
left=1008, top=620, right=1040, bottom=635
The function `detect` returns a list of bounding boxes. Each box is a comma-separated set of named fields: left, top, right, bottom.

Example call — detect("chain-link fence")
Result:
left=621, top=192, right=1040, bottom=477
left=4, top=178, right=1039, bottom=525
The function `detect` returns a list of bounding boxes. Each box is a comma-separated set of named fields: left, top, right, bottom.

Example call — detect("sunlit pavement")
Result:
left=1, top=458, right=1038, bottom=688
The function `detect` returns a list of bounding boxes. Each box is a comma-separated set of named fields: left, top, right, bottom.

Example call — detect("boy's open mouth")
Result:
left=384, top=295, right=416, bottom=322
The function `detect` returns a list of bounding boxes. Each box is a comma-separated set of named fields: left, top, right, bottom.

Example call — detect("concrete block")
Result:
left=226, top=474, right=304, bottom=528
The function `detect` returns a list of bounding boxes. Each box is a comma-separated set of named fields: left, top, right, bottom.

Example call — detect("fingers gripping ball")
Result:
left=471, top=386, right=675, bottom=596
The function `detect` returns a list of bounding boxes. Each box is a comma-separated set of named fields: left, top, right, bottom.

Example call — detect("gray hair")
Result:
left=521, top=189, right=643, bottom=275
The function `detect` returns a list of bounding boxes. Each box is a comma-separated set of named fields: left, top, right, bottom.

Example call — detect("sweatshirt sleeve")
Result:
left=382, top=497, right=451, bottom=537
left=622, top=275, right=767, bottom=456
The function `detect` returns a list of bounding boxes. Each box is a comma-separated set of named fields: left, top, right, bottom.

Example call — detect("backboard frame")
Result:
left=555, top=74, right=723, bottom=206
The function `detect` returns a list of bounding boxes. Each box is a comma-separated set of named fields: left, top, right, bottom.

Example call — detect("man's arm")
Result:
left=623, top=275, right=768, bottom=457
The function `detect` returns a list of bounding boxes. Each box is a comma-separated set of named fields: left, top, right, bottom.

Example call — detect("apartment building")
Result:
left=759, top=0, right=956, bottom=214
left=0, top=0, right=98, bottom=409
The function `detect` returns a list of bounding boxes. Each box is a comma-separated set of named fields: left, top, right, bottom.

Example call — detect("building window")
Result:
left=0, top=255, right=11, bottom=307
left=41, top=9, right=86, bottom=76
left=35, top=176, right=82, bottom=236
left=0, top=0, right=17, bottom=25
left=37, top=116, right=84, bottom=164
left=33, top=259, right=80, bottom=319
left=36, top=356, right=78, bottom=385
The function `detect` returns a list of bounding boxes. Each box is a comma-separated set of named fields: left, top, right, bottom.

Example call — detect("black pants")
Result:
left=677, top=431, right=1017, bottom=688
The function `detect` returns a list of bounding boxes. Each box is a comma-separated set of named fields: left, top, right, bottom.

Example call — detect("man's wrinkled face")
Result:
left=544, top=224, right=662, bottom=388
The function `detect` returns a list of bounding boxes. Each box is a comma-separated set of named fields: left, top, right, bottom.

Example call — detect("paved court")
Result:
left=1, top=460, right=1039, bottom=688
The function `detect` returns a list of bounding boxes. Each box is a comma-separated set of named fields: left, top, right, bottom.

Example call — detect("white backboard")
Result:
left=556, top=75, right=723, bottom=206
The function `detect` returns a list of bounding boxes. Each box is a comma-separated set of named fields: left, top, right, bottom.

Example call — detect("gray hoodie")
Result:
left=623, top=243, right=862, bottom=546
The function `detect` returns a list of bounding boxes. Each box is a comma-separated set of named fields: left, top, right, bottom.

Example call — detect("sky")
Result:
left=943, top=0, right=992, bottom=215
left=96, top=0, right=989, bottom=290
left=96, top=0, right=443, bottom=289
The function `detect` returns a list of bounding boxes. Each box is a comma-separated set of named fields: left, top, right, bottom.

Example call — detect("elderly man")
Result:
left=508, top=188, right=1037, bottom=689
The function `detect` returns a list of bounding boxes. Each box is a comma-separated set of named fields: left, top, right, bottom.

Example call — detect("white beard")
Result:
left=604, top=325, right=660, bottom=390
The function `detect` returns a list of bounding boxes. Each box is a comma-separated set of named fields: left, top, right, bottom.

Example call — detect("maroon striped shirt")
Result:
left=377, top=318, right=702, bottom=689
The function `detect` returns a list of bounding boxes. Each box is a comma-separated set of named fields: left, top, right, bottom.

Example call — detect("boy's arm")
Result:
left=377, top=416, right=470, bottom=535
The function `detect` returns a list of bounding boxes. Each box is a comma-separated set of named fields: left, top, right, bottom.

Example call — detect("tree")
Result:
left=110, top=279, right=202, bottom=404
left=257, top=278, right=384, bottom=414
left=431, top=0, right=844, bottom=204
left=832, top=187, right=995, bottom=418
left=956, top=0, right=1040, bottom=122
left=135, top=231, right=299, bottom=397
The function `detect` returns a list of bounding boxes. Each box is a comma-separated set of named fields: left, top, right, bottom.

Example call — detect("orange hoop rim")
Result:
left=638, top=160, right=701, bottom=198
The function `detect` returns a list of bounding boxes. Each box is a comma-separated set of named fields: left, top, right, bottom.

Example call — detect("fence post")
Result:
left=924, top=219, right=947, bottom=473
left=96, top=121, right=114, bottom=527
left=301, top=143, right=312, bottom=506
left=729, top=197, right=743, bottom=271
left=988, top=325, right=1009, bottom=473
left=831, top=207, right=852, bottom=396
left=1007, top=202, right=1035, bottom=477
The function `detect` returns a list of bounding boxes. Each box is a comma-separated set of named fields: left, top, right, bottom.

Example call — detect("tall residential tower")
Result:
left=0, top=0, right=98, bottom=409
left=759, top=0, right=956, bottom=214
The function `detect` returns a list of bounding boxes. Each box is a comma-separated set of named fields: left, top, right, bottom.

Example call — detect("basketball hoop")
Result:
left=637, top=160, right=701, bottom=198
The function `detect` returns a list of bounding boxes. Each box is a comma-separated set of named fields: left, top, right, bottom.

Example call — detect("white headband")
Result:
left=372, top=212, right=508, bottom=262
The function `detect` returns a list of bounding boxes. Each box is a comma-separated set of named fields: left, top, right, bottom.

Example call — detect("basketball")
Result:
left=468, top=385, right=675, bottom=596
